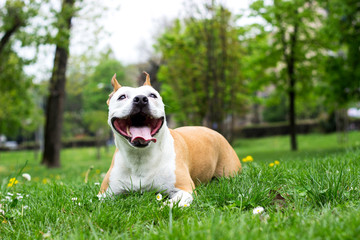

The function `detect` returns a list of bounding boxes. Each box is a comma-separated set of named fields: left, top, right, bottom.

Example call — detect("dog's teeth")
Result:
left=127, top=126, right=131, bottom=136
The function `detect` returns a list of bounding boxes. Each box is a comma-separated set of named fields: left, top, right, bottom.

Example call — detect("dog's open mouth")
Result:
left=111, top=113, right=164, bottom=147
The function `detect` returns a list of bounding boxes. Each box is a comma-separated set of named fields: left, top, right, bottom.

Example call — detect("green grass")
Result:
left=0, top=131, right=360, bottom=239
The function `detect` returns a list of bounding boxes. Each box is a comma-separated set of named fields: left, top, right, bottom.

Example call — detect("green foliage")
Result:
left=0, top=0, right=43, bottom=137
left=63, top=54, right=93, bottom=138
left=83, top=110, right=108, bottom=139
left=262, top=94, right=287, bottom=123
left=83, top=57, right=126, bottom=112
left=63, top=52, right=127, bottom=139
left=0, top=132, right=360, bottom=238
left=248, top=0, right=324, bottom=95
left=156, top=4, right=247, bottom=131
left=0, top=0, right=39, bottom=38
left=0, top=48, right=42, bottom=137
left=318, top=0, right=360, bottom=108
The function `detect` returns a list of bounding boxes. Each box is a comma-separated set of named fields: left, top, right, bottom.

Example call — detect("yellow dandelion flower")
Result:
left=42, top=178, right=48, bottom=184
left=242, top=158, right=247, bottom=162
left=269, top=163, right=275, bottom=167
left=274, top=160, right=280, bottom=165
left=7, top=177, right=19, bottom=187
left=96, top=169, right=101, bottom=174
left=246, top=156, right=253, bottom=162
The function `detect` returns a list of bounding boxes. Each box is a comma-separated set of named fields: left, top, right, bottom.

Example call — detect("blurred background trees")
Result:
left=0, top=0, right=359, bottom=166
left=156, top=2, right=247, bottom=140
left=0, top=0, right=42, bottom=139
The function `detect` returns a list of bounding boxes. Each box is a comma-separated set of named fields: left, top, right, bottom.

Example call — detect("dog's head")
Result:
left=107, top=72, right=165, bottom=148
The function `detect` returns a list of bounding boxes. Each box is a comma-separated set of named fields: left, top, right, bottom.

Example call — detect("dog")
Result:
left=98, top=72, right=241, bottom=206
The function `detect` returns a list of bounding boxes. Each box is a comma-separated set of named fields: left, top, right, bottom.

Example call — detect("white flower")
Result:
left=16, top=196, right=23, bottom=200
left=253, top=206, right=265, bottom=215
left=23, top=205, right=29, bottom=210
left=94, top=182, right=100, bottom=186
left=0, top=209, right=4, bottom=215
left=71, top=197, right=77, bottom=201
left=78, top=202, right=81, bottom=206
left=43, top=232, right=51, bottom=238
left=97, top=193, right=105, bottom=201
left=22, top=173, right=31, bottom=181
left=156, top=193, right=163, bottom=201
left=7, top=192, right=13, bottom=196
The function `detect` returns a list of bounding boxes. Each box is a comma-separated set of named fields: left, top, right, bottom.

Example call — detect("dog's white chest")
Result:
left=107, top=130, right=177, bottom=195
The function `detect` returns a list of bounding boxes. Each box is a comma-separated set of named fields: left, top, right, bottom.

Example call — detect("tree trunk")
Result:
left=289, top=83, right=297, bottom=151
left=217, top=6, right=227, bottom=135
left=42, top=0, right=75, bottom=168
left=335, top=108, right=348, bottom=143
left=275, top=4, right=299, bottom=151
left=204, top=17, right=215, bottom=129
left=288, top=17, right=299, bottom=151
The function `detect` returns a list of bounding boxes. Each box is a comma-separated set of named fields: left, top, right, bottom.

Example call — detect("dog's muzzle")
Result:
left=111, top=109, right=164, bottom=148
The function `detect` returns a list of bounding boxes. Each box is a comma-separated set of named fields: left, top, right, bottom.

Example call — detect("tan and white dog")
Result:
left=98, top=73, right=241, bottom=206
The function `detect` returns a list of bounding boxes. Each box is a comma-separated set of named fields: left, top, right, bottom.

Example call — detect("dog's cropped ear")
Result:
left=111, top=73, right=121, bottom=91
left=107, top=73, right=121, bottom=105
left=143, top=71, right=151, bottom=86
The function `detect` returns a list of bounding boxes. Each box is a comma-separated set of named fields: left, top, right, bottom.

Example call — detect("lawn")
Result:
left=0, top=131, right=360, bottom=239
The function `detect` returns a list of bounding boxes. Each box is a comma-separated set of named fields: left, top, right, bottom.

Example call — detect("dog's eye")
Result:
left=118, top=94, right=126, bottom=100
left=149, top=93, right=157, bottom=98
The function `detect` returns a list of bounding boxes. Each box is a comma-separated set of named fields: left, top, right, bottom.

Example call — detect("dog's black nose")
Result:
left=133, top=95, right=148, bottom=107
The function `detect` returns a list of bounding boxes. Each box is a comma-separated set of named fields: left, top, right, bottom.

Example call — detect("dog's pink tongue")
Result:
left=130, top=126, right=157, bottom=143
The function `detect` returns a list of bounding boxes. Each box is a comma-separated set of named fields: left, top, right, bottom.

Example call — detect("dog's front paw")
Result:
left=165, top=190, right=193, bottom=208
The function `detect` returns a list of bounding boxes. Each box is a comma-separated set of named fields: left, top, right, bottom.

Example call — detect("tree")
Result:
left=83, top=54, right=127, bottom=113
left=81, top=54, right=128, bottom=158
left=0, top=0, right=41, bottom=139
left=62, top=55, right=88, bottom=139
left=42, top=0, right=76, bottom=168
left=249, top=0, right=324, bottom=151
left=156, top=1, right=246, bottom=140
left=318, top=0, right=360, bottom=137
left=0, top=0, right=38, bottom=54
left=83, top=111, right=108, bottom=159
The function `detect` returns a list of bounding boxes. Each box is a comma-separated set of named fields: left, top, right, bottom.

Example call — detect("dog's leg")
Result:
left=167, top=157, right=196, bottom=207
left=98, top=149, right=118, bottom=197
